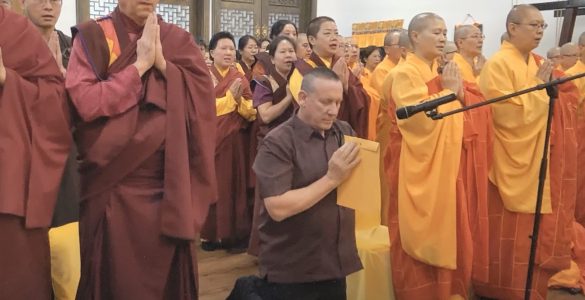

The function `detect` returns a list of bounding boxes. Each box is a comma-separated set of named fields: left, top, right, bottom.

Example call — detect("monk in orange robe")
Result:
left=566, top=32, right=585, bottom=227
left=452, top=24, right=492, bottom=283
left=388, top=13, right=475, bottom=299
left=473, top=5, right=583, bottom=299
left=371, top=29, right=401, bottom=93
left=378, top=29, right=411, bottom=226
left=0, top=7, right=71, bottom=300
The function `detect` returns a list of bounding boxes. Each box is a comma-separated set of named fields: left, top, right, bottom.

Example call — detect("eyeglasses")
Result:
left=513, top=22, right=548, bottom=30
left=344, top=43, right=359, bottom=49
left=562, top=54, right=579, bottom=57
left=30, top=0, right=62, bottom=4
left=465, top=34, right=485, bottom=40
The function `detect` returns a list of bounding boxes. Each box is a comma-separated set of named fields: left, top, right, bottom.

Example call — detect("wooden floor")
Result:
left=198, top=248, right=258, bottom=300
left=197, top=248, right=585, bottom=300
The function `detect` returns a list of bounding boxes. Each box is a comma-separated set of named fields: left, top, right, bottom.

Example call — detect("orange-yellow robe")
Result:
left=389, top=54, right=473, bottom=299
left=371, top=56, right=397, bottom=93
left=473, top=41, right=580, bottom=300
left=565, top=60, right=585, bottom=226
left=452, top=53, right=492, bottom=283
left=377, top=57, right=405, bottom=226
left=360, top=68, right=381, bottom=141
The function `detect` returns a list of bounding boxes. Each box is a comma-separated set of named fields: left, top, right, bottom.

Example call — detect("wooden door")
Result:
left=76, top=0, right=199, bottom=34
left=213, top=0, right=262, bottom=42
left=212, top=0, right=314, bottom=41
left=261, top=0, right=312, bottom=36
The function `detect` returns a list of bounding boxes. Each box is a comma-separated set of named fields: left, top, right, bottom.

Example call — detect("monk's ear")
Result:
left=308, top=35, right=317, bottom=48
left=410, top=31, right=419, bottom=48
left=298, top=90, right=308, bottom=107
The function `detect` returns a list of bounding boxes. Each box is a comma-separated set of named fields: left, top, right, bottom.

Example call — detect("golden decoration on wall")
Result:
left=351, top=19, right=404, bottom=48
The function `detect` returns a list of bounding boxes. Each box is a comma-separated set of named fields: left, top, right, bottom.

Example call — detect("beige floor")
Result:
left=198, top=248, right=258, bottom=300
left=197, top=248, right=585, bottom=300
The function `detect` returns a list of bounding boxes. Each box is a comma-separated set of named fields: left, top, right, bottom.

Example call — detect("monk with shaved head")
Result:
left=560, top=42, right=580, bottom=71
left=376, top=29, right=412, bottom=226
left=371, top=29, right=402, bottom=93
left=566, top=32, right=585, bottom=227
left=474, top=4, right=585, bottom=299
left=454, top=24, right=486, bottom=80
left=547, top=46, right=561, bottom=68
left=387, top=12, right=489, bottom=299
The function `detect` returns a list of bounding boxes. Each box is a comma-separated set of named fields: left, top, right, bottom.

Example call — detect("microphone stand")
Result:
left=425, top=71, right=585, bottom=300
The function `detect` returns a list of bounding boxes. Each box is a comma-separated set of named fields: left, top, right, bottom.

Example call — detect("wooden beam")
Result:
left=532, top=0, right=585, bottom=10
left=560, top=7, right=579, bottom=44
left=554, top=8, right=585, bottom=17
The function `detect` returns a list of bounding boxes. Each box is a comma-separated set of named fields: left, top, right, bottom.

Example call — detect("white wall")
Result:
left=56, top=0, right=585, bottom=56
left=316, top=0, right=585, bottom=57
left=56, top=0, right=76, bottom=34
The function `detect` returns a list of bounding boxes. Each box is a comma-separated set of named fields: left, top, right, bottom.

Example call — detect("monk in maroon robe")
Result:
left=0, top=7, right=71, bottom=300
left=201, top=32, right=256, bottom=252
left=65, top=2, right=216, bottom=299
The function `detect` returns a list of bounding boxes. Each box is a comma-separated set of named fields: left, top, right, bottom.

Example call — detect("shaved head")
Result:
left=444, top=41, right=457, bottom=53
left=506, top=4, right=541, bottom=33
left=454, top=25, right=477, bottom=42
left=560, top=42, right=579, bottom=70
left=560, top=42, right=578, bottom=55
left=384, top=29, right=401, bottom=46
left=408, top=12, right=444, bottom=41
left=407, top=12, right=447, bottom=60
left=505, top=4, right=545, bottom=54
left=547, top=47, right=560, bottom=58
left=501, top=32, right=509, bottom=44
left=398, top=28, right=412, bottom=50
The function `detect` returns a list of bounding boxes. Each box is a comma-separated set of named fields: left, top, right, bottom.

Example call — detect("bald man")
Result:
left=451, top=23, right=492, bottom=284
left=296, top=33, right=312, bottom=60
left=453, top=25, right=486, bottom=81
left=547, top=46, right=562, bottom=68
left=560, top=42, right=580, bottom=71
left=388, top=12, right=478, bottom=299
left=377, top=29, right=411, bottom=226
left=370, top=29, right=401, bottom=93
left=474, top=5, right=583, bottom=299
left=442, top=41, right=458, bottom=62
left=566, top=32, right=585, bottom=227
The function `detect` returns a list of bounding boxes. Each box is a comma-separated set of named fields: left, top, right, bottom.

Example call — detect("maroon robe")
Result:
left=295, top=52, right=370, bottom=138
left=0, top=7, right=71, bottom=300
left=201, top=65, right=253, bottom=244
left=238, top=59, right=255, bottom=82
left=247, top=70, right=296, bottom=256
left=66, top=8, right=216, bottom=300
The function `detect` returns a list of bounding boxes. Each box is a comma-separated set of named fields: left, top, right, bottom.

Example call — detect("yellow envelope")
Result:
left=337, top=135, right=381, bottom=217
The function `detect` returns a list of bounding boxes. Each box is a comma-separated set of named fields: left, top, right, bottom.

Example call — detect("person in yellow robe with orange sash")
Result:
left=566, top=32, right=585, bottom=227
left=388, top=12, right=474, bottom=299
left=473, top=5, right=584, bottom=299
left=379, top=29, right=411, bottom=226
left=452, top=24, right=493, bottom=284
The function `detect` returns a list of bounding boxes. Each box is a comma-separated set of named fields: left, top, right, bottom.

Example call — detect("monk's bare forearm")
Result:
left=264, top=175, right=339, bottom=222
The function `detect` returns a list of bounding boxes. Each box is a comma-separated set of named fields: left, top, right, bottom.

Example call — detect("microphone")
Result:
left=395, top=93, right=458, bottom=120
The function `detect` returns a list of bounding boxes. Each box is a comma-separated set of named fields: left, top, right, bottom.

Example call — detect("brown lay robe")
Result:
left=295, top=52, right=370, bottom=138
left=67, top=8, right=216, bottom=300
left=0, top=7, right=71, bottom=300
left=201, top=65, right=254, bottom=244
left=247, top=69, right=296, bottom=256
